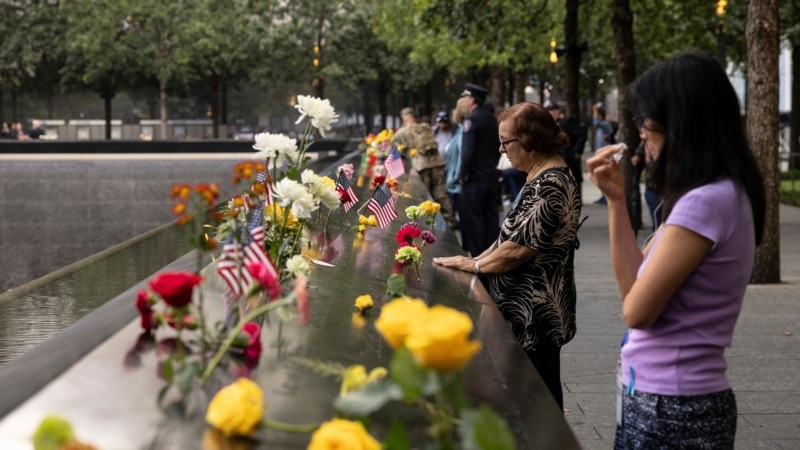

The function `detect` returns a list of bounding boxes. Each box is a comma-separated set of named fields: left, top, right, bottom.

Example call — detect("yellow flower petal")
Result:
left=205, top=378, right=265, bottom=437
left=374, top=298, right=428, bottom=349
left=404, top=305, right=482, bottom=372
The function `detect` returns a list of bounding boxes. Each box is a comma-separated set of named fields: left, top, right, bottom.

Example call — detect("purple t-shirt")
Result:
left=621, top=179, right=755, bottom=396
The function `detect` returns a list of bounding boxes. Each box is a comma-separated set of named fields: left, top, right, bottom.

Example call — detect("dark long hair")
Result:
left=628, top=51, right=766, bottom=244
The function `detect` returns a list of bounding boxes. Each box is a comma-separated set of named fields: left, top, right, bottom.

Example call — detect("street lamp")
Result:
left=549, top=39, right=559, bottom=104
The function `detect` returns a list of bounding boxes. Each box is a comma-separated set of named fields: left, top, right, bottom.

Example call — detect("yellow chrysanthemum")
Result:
left=374, top=297, right=429, bottom=349
left=265, top=203, right=299, bottom=228
left=354, top=294, right=374, bottom=312
left=405, top=305, right=482, bottom=372
left=307, top=419, right=380, bottom=450
left=205, top=378, right=265, bottom=437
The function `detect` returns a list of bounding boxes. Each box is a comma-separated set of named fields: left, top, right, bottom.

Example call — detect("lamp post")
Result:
left=549, top=39, right=559, bottom=104
left=715, top=0, right=727, bottom=68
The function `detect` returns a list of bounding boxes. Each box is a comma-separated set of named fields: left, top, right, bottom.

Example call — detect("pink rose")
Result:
left=241, top=322, right=262, bottom=364
left=149, top=272, right=203, bottom=308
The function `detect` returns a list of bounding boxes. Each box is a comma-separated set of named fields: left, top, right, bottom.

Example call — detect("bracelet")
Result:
left=473, top=259, right=481, bottom=275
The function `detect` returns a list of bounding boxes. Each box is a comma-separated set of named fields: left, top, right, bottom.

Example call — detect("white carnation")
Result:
left=294, top=95, right=339, bottom=137
left=252, top=132, right=298, bottom=167
left=285, top=255, right=311, bottom=277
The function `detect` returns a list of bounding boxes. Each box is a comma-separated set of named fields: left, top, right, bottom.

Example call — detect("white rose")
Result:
left=252, top=132, right=298, bottom=166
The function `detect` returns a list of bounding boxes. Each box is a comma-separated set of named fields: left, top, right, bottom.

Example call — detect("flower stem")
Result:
left=199, top=296, right=294, bottom=386
left=263, top=418, right=318, bottom=433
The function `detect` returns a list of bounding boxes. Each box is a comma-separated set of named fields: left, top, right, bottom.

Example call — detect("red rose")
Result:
left=140, top=311, right=157, bottom=331
left=149, top=272, right=203, bottom=308
left=372, top=175, right=386, bottom=187
left=136, top=290, right=154, bottom=313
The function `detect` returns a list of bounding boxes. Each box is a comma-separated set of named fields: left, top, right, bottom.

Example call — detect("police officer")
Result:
left=394, top=107, right=457, bottom=230
left=458, top=83, right=500, bottom=257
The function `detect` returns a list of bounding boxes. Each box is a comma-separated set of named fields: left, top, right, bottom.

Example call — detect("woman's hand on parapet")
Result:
left=587, top=144, right=628, bottom=202
left=433, top=255, right=474, bottom=273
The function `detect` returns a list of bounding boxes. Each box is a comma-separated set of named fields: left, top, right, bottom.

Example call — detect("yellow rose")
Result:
left=367, top=215, right=378, bottom=227
left=374, top=298, right=429, bottom=349
left=340, top=365, right=388, bottom=395
left=206, top=378, right=265, bottom=437
left=396, top=144, right=405, bottom=152
left=351, top=312, right=366, bottom=330
left=410, top=148, right=418, bottom=157
left=420, top=200, right=441, bottom=216
left=354, top=294, right=374, bottom=312
left=405, top=305, right=482, bottom=372
left=307, top=419, right=380, bottom=450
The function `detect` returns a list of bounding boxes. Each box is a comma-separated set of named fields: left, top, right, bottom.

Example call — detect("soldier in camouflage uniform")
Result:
left=393, top=107, right=457, bottom=230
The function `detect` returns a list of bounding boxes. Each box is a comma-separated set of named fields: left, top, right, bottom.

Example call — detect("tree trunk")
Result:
left=564, top=0, right=581, bottom=120
left=424, top=81, right=433, bottom=120
left=160, top=81, right=169, bottom=140
left=515, top=72, right=527, bottom=105
left=210, top=73, right=220, bottom=139
left=11, top=89, right=17, bottom=123
left=47, top=91, right=54, bottom=120
left=791, top=44, right=800, bottom=170
left=0, top=89, right=4, bottom=125
left=490, top=65, right=504, bottom=113
left=102, top=91, right=114, bottom=140
left=221, top=81, right=228, bottom=127
left=611, top=0, right=641, bottom=233
left=377, top=82, right=389, bottom=130
left=747, top=0, right=781, bottom=283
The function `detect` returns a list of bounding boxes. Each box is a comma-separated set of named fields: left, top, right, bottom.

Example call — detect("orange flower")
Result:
left=172, top=203, right=187, bottom=216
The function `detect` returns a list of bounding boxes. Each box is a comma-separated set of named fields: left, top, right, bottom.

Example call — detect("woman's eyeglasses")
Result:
left=499, top=138, right=519, bottom=151
left=633, top=115, right=663, bottom=132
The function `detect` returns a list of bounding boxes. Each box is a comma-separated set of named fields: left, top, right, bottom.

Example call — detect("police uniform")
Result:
left=394, top=121, right=456, bottom=229
left=458, top=83, right=500, bottom=256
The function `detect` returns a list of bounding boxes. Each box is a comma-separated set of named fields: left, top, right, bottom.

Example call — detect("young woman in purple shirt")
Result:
left=588, top=51, right=766, bottom=449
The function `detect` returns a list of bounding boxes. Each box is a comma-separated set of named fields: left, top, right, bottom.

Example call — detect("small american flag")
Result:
left=216, top=202, right=277, bottom=298
left=368, top=184, right=397, bottom=228
left=385, top=147, right=405, bottom=179
left=336, top=169, right=358, bottom=212
left=217, top=230, right=250, bottom=298
left=255, top=170, right=274, bottom=205
left=244, top=202, right=278, bottom=279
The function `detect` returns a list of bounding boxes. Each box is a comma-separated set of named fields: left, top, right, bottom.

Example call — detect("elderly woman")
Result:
left=434, top=102, right=582, bottom=409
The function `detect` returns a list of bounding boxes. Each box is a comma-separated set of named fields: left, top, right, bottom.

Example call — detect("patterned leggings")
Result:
left=614, top=389, right=736, bottom=449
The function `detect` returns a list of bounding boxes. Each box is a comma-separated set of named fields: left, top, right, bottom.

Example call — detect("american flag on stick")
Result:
left=216, top=201, right=277, bottom=298
left=254, top=169, right=274, bottom=205
left=367, top=184, right=397, bottom=228
left=336, top=169, right=358, bottom=212
left=384, top=147, right=405, bottom=179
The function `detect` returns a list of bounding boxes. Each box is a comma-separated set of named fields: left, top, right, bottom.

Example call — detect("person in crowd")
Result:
left=27, top=119, right=45, bottom=140
left=548, top=103, right=587, bottom=204
left=434, top=102, right=582, bottom=409
left=445, top=100, right=467, bottom=227
left=588, top=51, right=766, bottom=449
left=393, top=107, right=457, bottom=230
left=631, top=141, right=661, bottom=232
left=433, top=111, right=454, bottom=162
left=457, top=83, right=501, bottom=256
left=0, top=122, right=11, bottom=139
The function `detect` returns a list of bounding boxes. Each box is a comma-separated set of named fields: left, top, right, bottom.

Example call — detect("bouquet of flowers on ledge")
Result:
left=124, top=95, right=342, bottom=440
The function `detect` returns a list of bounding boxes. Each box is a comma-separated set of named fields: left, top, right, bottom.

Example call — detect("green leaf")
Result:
left=386, top=274, right=408, bottom=297
left=384, top=418, right=410, bottom=450
left=334, top=378, right=403, bottom=417
left=175, top=361, right=201, bottom=397
left=441, top=375, right=469, bottom=410
left=162, top=357, right=174, bottom=383
left=459, top=406, right=516, bottom=450
left=389, top=347, right=427, bottom=401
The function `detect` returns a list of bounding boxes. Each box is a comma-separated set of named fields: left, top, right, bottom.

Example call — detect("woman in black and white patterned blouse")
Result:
left=434, top=102, right=582, bottom=409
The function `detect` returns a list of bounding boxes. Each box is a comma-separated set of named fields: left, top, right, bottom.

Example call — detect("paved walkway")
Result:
left=564, top=180, right=800, bottom=449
